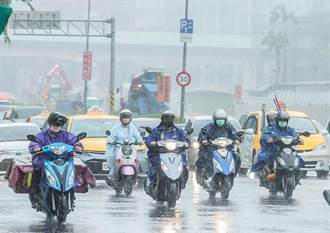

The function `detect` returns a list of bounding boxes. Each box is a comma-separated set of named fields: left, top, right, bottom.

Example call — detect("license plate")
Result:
left=102, top=162, right=109, bottom=171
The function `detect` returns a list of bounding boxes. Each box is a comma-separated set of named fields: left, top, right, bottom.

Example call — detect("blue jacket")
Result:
left=145, top=124, right=190, bottom=157
left=260, top=125, right=298, bottom=154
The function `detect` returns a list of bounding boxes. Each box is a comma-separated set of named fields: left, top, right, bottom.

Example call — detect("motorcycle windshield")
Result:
left=42, top=143, right=74, bottom=158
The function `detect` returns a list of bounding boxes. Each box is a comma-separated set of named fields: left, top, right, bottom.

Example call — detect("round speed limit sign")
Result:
left=176, top=71, right=191, bottom=87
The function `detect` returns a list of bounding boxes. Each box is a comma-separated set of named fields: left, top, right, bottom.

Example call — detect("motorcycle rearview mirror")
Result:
left=140, top=131, right=146, bottom=137
left=105, top=130, right=111, bottom=136
left=27, top=134, right=37, bottom=142
left=185, top=119, right=194, bottom=135
left=76, top=132, right=87, bottom=141
left=145, top=127, right=153, bottom=134
left=238, top=130, right=245, bottom=137
left=302, top=131, right=311, bottom=137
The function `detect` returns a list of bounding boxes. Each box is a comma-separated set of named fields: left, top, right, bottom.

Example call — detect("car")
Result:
left=186, top=115, right=241, bottom=170
left=3, top=106, right=44, bottom=121
left=312, top=119, right=330, bottom=154
left=240, top=111, right=330, bottom=178
left=0, top=122, right=40, bottom=175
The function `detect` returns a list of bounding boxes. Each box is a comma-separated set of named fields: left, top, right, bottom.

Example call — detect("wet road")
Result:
left=0, top=173, right=329, bottom=233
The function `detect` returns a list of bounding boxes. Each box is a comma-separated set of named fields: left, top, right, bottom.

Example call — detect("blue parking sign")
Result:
left=180, top=19, right=193, bottom=33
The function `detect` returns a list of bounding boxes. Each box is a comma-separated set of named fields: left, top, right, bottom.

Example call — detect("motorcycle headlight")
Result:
left=216, top=139, right=228, bottom=148
left=161, top=161, right=168, bottom=172
left=177, top=161, right=183, bottom=173
left=45, top=170, right=57, bottom=186
left=122, top=146, right=133, bottom=155
left=281, top=137, right=293, bottom=145
left=314, top=144, right=327, bottom=151
left=165, top=142, right=177, bottom=151
left=52, top=146, right=66, bottom=155
left=277, top=157, right=286, bottom=166
left=192, top=142, right=200, bottom=149
left=68, top=169, right=75, bottom=186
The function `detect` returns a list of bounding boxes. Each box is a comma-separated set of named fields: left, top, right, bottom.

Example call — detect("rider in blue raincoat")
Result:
left=252, top=111, right=302, bottom=172
left=105, top=109, right=143, bottom=185
left=145, top=111, right=190, bottom=189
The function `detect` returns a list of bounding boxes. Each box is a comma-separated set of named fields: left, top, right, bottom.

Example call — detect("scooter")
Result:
left=145, top=139, right=188, bottom=208
left=196, top=137, right=238, bottom=200
left=27, top=132, right=86, bottom=223
left=258, top=131, right=310, bottom=200
left=105, top=130, right=140, bottom=196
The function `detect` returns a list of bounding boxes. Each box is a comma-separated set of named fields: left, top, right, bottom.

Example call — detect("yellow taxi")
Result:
left=64, top=112, right=118, bottom=179
left=240, top=111, right=329, bottom=178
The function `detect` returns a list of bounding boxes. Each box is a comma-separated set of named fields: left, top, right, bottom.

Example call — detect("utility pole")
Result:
left=83, top=0, right=91, bottom=110
left=180, top=0, right=189, bottom=123
left=109, top=17, right=115, bottom=113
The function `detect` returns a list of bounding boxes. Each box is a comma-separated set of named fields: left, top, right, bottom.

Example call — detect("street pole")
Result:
left=109, top=17, right=115, bottom=113
left=180, top=0, right=188, bottom=123
left=83, top=0, right=91, bottom=110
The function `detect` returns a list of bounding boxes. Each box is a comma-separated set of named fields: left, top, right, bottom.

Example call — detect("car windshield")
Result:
left=288, top=117, right=318, bottom=134
left=14, top=107, right=43, bottom=119
left=0, top=125, right=40, bottom=141
left=132, top=119, right=160, bottom=130
left=30, top=118, right=47, bottom=129
left=192, top=119, right=212, bottom=136
left=71, top=119, right=117, bottom=137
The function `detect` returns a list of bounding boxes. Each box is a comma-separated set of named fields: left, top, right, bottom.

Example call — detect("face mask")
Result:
left=50, top=125, right=61, bottom=133
left=278, top=121, right=288, bottom=128
left=216, top=119, right=225, bottom=126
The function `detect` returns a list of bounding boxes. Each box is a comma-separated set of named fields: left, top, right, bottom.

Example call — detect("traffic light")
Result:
left=0, top=4, right=13, bottom=35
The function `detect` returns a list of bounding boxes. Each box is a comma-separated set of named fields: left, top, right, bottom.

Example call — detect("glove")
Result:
left=201, top=140, right=208, bottom=145
left=33, top=147, right=41, bottom=153
left=150, top=141, right=158, bottom=147
left=74, top=146, right=83, bottom=153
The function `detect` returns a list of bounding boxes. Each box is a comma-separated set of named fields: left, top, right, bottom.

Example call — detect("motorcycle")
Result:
left=258, top=131, right=310, bottom=200
left=196, top=137, right=239, bottom=200
left=26, top=132, right=87, bottom=223
left=105, top=130, right=140, bottom=196
left=145, top=139, right=188, bottom=208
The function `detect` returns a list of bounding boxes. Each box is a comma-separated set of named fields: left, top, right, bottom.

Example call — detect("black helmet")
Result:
left=212, top=109, right=227, bottom=126
left=266, top=111, right=277, bottom=126
left=47, top=112, right=67, bottom=126
left=276, top=111, right=290, bottom=129
left=161, top=110, right=175, bottom=128
left=119, top=109, right=132, bottom=125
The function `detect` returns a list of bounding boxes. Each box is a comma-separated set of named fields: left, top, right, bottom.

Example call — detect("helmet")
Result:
left=119, top=109, right=132, bottom=125
left=161, top=110, right=175, bottom=128
left=266, top=111, right=277, bottom=126
left=47, top=112, right=67, bottom=126
left=212, top=109, right=227, bottom=127
left=276, top=111, right=290, bottom=129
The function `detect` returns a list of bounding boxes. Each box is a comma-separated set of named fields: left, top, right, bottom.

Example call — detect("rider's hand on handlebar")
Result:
left=266, top=138, right=274, bottom=144
left=234, top=140, right=240, bottom=145
left=183, top=142, right=189, bottom=149
left=137, top=141, right=144, bottom=146
left=150, top=141, right=158, bottom=147
left=74, top=146, right=83, bottom=153
left=33, top=147, right=41, bottom=152
left=201, top=140, right=208, bottom=145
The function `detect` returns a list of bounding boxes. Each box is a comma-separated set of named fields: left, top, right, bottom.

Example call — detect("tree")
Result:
left=261, top=30, right=288, bottom=85
left=261, top=6, right=298, bottom=84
